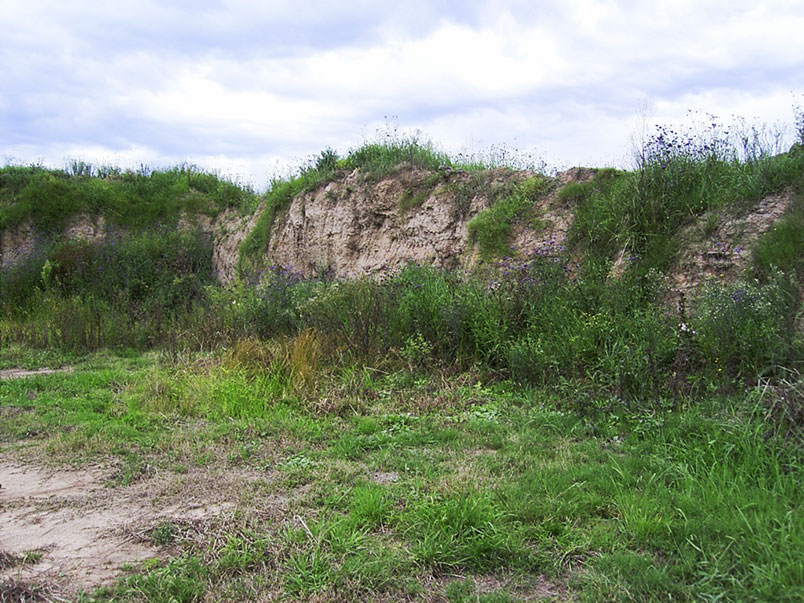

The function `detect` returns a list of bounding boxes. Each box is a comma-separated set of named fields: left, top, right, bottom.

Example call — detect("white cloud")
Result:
left=2, top=0, right=803, bottom=188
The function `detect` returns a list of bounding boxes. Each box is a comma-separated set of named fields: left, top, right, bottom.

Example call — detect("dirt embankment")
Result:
left=0, top=166, right=795, bottom=295
left=668, top=190, right=793, bottom=296
left=262, top=166, right=598, bottom=280
left=266, top=167, right=503, bottom=278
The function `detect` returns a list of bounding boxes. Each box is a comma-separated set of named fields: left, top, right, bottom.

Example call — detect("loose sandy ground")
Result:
left=0, top=458, right=269, bottom=599
left=0, top=368, right=74, bottom=380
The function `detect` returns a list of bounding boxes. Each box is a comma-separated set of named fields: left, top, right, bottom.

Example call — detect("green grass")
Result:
left=2, top=351, right=803, bottom=601
left=3, top=112, right=804, bottom=600
left=753, top=187, right=804, bottom=280
left=342, top=137, right=452, bottom=180
left=0, top=163, right=257, bottom=234
left=467, top=176, right=547, bottom=259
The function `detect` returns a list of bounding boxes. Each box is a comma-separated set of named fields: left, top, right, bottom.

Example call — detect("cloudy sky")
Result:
left=2, top=0, right=803, bottom=189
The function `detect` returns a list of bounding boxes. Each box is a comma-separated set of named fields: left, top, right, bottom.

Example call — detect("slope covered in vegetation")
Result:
left=1, top=115, right=804, bottom=601
left=3, top=117, right=803, bottom=392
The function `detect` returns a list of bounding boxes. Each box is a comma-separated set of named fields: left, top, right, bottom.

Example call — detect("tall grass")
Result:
left=3, top=256, right=801, bottom=403
left=0, top=163, right=257, bottom=234
left=3, top=112, right=804, bottom=402
left=571, top=115, right=804, bottom=273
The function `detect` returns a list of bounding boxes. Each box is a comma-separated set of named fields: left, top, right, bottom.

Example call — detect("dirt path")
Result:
left=0, top=461, right=155, bottom=595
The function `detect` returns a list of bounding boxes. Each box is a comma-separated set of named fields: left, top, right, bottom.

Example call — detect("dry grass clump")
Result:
left=225, top=331, right=325, bottom=387
left=761, top=369, right=804, bottom=445
left=0, top=578, right=54, bottom=603
left=224, top=337, right=276, bottom=372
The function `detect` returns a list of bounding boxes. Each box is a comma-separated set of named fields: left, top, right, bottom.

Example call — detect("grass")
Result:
left=0, top=163, right=257, bottom=234
left=753, top=187, right=804, bottom=280
left=3, top=112, right=804, bottom=599
left=467, top=176, right=548, bottom=259
left=569, top=117, right=804, bottom=275
left=2, top=352, right=803, bottom=600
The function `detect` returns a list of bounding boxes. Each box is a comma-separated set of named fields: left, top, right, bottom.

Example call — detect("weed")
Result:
left=691, top=271, right=798, bottom=381
left=343, top=132, right=451, bottom=181
left=349, top=483, right=392, bottom=528
left=404, top=491, right=530, bottom=571
left=446, top=172, right=487, bottom=217
left=571, top=114, right=804, bottom=272
left=400, top=332, right=434, bottom=372
left=756, top=369, right=804, bottom=446
left=753, top=191, right=804, bottom=279
left=113, top=554, right=207, bottom=602
left=149, top=521, right=179, bottom=546
left=468, top=176, right=546, bottom=259
left=3, top=351, right=804, bottom=600
left=556, top=179, right=594, bottom=204
left=223, top=337, right=275, bottom=372
left=216, top=533, right=269, bottom=573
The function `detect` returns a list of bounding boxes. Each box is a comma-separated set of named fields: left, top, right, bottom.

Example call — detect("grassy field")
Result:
left=1, top=346, right=803, bottom=601
left=2, top=113, right=804, bottom=600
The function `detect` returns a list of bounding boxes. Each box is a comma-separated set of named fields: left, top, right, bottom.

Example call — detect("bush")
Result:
left=1, top=164, right=256, bottom=233
left=301, top=278, right=397, bottom=359
left=389, top=264, right=457, bottom=358
left=1, top=228, right=216, bottom=350
left=236, top=265, right=308, bottom=338
left=691, top=272, right=799, bottom=381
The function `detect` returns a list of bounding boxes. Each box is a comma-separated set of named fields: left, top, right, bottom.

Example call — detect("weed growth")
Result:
left=0, top=163, right=256, bottom=234
left=468, top=176, right=547, bottom=259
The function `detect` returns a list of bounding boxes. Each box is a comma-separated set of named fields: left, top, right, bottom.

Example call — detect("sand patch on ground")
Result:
left=0, top=368, right=74, bottom=380
left=0, top=459, right=271, bottom=599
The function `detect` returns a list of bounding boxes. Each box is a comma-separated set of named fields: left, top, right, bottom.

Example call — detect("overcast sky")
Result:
left=2, top=0, right=803, bottom=189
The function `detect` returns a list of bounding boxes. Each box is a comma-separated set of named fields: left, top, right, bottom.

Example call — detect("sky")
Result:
left=2, top=0, right=803, bottom=190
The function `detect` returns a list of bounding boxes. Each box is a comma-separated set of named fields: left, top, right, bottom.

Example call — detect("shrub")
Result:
left=301, top=278, right=397, bottom=360
left=691, top=272, right=799, bottom=380
left=1, top=164, right=256, bottom=233
left=388, top=264, right=456, bottom=357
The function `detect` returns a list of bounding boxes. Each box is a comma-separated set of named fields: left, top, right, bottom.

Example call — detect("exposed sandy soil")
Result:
left=2, top=166, right=796, bottom=297
left=0, top=459, right=272, bottom=599
left=266, top=166, right=591, bottom=280
left=0, top=368, right=74, bottom=380
left=0, top=220, right=38, bottom=271
left=668, top=190, right=794, bottom=298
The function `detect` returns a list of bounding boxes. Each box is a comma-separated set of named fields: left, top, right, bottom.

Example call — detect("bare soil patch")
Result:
left=668, top=190, right=793, bottom=298
left=0, top=368, right=74, bottom=380
left=0, top=459, right=272, bottom=599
